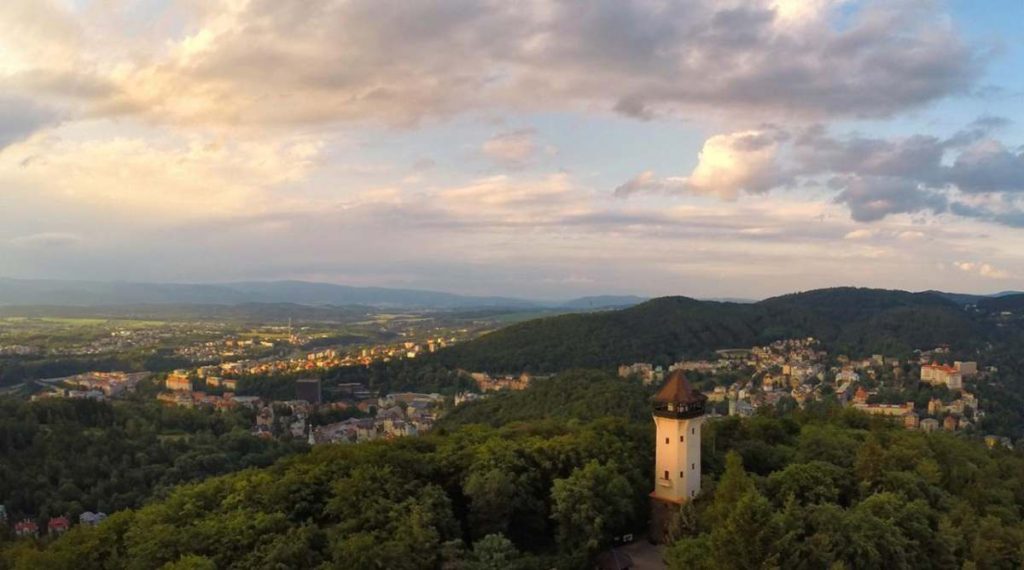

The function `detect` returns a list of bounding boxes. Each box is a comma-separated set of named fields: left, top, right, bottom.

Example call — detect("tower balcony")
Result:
left=653, top=400, right=705, bottom=419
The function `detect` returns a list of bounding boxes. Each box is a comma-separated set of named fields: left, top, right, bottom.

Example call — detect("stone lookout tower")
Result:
left=650, top=369, right=707, bottom=542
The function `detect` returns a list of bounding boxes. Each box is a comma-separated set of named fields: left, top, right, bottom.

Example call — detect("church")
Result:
left=650, top=369, right=707, bottom=543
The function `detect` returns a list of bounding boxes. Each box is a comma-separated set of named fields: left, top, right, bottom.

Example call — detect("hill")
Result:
left=557, top=295, right=646, bottom=310
left=437, top=370, right=650, bottom=429
left=435, top=288, right=986, bottom=372
left=977, top=293, right=1024, bottom=313
left=926, top=290, right=1024, bottom=306
left=6, top=375, right=1024, bottom=569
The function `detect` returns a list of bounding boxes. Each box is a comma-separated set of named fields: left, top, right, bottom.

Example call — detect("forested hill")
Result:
left=6, top=371, right=1024, bottom=569
left=978, top=293, right=1024, bottom=313
left=434, top=288, right=988, bottom=373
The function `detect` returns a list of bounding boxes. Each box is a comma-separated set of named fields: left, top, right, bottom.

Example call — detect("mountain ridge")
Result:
left=433, top=287, right=991, bottom=372
left=0, top=278, right=645, bottom=310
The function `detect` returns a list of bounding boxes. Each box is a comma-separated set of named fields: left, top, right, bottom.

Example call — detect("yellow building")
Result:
left=165, top=372, right=192, bottom=392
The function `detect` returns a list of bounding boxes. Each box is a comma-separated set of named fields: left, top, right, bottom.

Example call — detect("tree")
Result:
left=161, top=554, right=217, bottom=570
left=464, top=534, right=521, bottom=570
left=707, top=451, right=754, bottom=527
left=550, top=461, right=635, bottom=554
left=463, top=469, right=516, bottom=539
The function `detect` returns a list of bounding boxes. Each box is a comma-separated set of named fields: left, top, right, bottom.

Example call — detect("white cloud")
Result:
left=844, top=229, right=876, bottom=240
left=481, top=129, right=553, bottom=167
left=8, top=232, right=82, bottom=248
left=617, top=119, right=1024, bottom=225
left=0, top=0, right=980, bottom=129
left=686, top=130, right=787, bottom=198
left=0, top=124, right=323, bottom=221
left=956, top=261, right=1011, bottom=279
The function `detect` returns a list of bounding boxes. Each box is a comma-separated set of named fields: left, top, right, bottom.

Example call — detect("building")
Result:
left=920, top=418, right=940, bottom=433
left=921, top=364, right=962, bottom=390
left=617, top=363, right=661, bottom=386
left=14, top=519, right=38, bottom=538
left=48, top=516, right=70, bottom=535
left=650, top=370, right=707, bottom=543
left=984, top=435, right=1013, bottom=449
left=728, top=396, right=754, bottom=417
left=852, top=386, right=870, bottom=405
left=296, top=378, right=322, bottom=405
left=943, top=415, right=958, bottom=432
left=165, top=370, right=192, bottom=392
left=904, top=412, right=920, bottom=429
left=836, top=369, right=860, bottom=384
left=853, top=401, right=914, bottom=417
left=955, top=361, right=978, bottom=378
left=79, top=511, right=107, bottom=526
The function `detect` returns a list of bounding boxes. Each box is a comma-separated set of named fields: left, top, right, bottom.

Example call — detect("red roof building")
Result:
left=14, top=519, right=38, bottom=537
left=853, top=386, right=869, bottom=405
left=47, top=516, right=70, bottom=535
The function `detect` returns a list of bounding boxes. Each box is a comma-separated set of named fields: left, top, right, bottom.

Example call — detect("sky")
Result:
left=1, top=0, right=1023, bottom=300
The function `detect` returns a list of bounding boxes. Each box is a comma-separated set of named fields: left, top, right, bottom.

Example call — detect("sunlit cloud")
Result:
left=0, top=0, right=1020, bottom=298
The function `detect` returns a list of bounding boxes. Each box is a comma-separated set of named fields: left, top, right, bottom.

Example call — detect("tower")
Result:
left=650, top=369, right=707, bottom=543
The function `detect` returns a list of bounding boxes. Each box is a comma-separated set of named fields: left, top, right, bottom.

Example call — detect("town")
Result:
left=618, top=338, right=1005, bottom=446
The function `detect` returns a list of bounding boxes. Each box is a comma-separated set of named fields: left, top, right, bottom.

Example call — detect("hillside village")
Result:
left=619, top=338, right=1003, bottom=445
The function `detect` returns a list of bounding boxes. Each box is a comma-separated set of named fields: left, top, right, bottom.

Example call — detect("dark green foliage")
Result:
left=672, top=410, right=1024, bottom=570
left=0, top=398, right=301, bottom=523
left=1, top=417, right=649, bottom=569
left=434, top=288, right=983, bottom=373
left=437, top=369, right=650, bottom=428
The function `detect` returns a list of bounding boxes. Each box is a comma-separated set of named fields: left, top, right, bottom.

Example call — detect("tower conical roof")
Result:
left=654, top=370, right=705, bottom=404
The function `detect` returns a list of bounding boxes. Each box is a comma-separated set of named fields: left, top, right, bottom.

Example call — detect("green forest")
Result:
left=4, top=370, right=1024, bottom=569
left=433, top=288, right=996, bottom=373
left=0, top=398, right=303, bottom=524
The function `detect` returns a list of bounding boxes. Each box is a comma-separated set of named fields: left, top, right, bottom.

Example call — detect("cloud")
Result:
left=613, top=171, right=687, bottom=198
left=844, top=229, right=877, bottom=240
left=955, top=261, right=1011, bottom=279
left=0, top=0, right=982, bottom=128
left=831, top=175, right=946, bottom=222
left=948, top=140, right=1024, bottom=193
left=481, top=129, right=553, bottom=168
left=686, top=129, right=788, bottom=198
left=614, top=129, right=788, bottom=199
left=618, top=117, right=1024, bottom=224
left=0, top=129, right=323, bottom=221
left=0, top=97, right=61, bottom=150
left=8, top=232, right=82, bottom=248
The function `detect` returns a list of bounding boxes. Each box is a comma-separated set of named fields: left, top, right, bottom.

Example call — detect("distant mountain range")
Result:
left=2, top=278, right=1020, bottom=314
left=927, top=290, right=1024, bottom=306
left=0, top=278, right=646, bottom=310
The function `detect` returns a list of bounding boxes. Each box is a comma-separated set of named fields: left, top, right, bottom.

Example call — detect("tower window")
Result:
left=665, top=437, right=669, bottom=444
left=664, top=470, right=669, bottom=480
left=691, top=428, right=695, bottom=435
left=680, top=435, right=684, bottom=442
left=691, top=490, right=695, bottom=497
left=680, top=471, right=684, bottom=478
left=692, top=463, right=695, bottom=470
